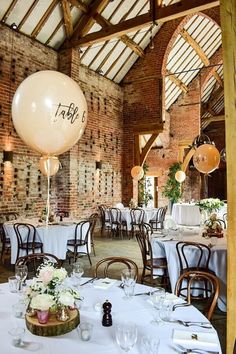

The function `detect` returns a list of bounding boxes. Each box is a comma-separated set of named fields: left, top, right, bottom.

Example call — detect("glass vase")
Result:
left=37, top=310, right=50, bottom=324
left=56, top=306, right=70, bottom=322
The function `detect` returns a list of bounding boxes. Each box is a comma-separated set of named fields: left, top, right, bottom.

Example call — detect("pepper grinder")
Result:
left=102, top=300, right=112, bottom=326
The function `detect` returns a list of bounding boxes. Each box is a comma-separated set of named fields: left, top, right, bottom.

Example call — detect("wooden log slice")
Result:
left=26, top=309, right=80, bottom=337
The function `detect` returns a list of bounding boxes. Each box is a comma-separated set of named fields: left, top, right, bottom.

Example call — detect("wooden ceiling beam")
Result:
left=61, top=0, right=73, bottom=38
left=140, top=134, right=159, bottom=166
left=180, top=28, right=209, bottom=66
left=1, top=0, right=18, bottom=23
left=166, top=70, right=188, bottom=93
left=64, top=0, right=219, bottom=48
left=18, top=0, right=40, bottom=30
left=180, top=29, right=223, bottom=87
left=66, top=0, right=144, bottom=57
left=31, top=0, right=59, bottom=38
left=70, top=0, right=110, bottom=40
left=201, top=114, right=225, bottom=129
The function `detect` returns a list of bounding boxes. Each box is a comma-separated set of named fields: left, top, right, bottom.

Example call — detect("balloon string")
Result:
left=46, top=158, right=50, bottom=228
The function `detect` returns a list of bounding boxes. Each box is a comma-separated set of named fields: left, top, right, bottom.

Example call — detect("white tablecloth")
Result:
left=172, top=203, right=201, bottom=226
left=0, top=279, right=221, bottom=354
left=4, top=219, right=90, bottom=264
left=151, top=229, right=227, bottom=312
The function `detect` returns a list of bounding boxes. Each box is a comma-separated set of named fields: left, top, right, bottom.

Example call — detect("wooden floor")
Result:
left=0, top=234, right=226, bottom=353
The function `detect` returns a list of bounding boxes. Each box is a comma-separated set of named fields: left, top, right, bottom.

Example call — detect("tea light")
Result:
left=81, top=329, right=90, bottom=341
left=12, top=337, right=22, bottom=347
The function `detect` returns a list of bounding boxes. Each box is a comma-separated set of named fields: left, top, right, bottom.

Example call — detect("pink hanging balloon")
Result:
left=193, top=144, right=220, bottom=174
left=12, top=70, right=87, bottom=156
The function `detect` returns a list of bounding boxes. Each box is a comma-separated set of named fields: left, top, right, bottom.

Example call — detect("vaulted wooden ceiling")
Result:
left=0, top=0, right=223, bottom=146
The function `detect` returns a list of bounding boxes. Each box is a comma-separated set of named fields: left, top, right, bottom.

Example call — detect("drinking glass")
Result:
left=140, top=335, right=160, bottom=354
left=121, top=269, right=136, bottom=300
left=71, top=260, right=84, bottom=287
left=115, top=322, right=137, bottom=352
left=149, top=287, right=165, bottom=325
left=15, top=265, right=28, bottom=292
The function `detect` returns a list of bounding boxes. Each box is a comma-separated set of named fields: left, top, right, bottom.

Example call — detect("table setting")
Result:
left=0, top=258, right=222, bottom=354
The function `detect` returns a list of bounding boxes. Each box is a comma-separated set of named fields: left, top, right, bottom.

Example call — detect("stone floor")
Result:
left=0, top=235, right=226, bottom=353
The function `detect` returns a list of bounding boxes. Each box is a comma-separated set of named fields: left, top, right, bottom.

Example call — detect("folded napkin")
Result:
left=93, top=278, right=117, bottom=290
left=173, top=329, right=218, bottom=349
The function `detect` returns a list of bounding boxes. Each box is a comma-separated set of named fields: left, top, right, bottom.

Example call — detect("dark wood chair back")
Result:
left=175, top=270, right=220, bottom=320
left=149, top=206, right=167, bottom=229
left=13, top=223, right=43, bottom=261
left=95, top=256, right=139, bottom=280
left=130, top=208, right=145, bottom=225
left=176, top=241, right=211, bottom=273
left=67, top=220, right=92, bottom=265
left=109, top=208, right=122, bottom=224
left=16, top=253, right=62, bottom=277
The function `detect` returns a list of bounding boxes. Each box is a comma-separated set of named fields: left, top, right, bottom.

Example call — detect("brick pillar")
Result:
left=57, top=48, right=81, bottom=216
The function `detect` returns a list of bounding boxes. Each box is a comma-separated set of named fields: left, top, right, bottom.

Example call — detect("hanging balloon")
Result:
left=193, top=144, right=220, bottom=174
left=12, top=70, right=87, bottom=155
left=131, top=166, right=144, bottom=181
left=175, top=170, right=186, bottom=183
left=39, top=156, right=60, bottom=177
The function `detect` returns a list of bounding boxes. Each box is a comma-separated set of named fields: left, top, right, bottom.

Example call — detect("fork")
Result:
left=175, top=344, right=218, bottom=354
left=172, top=320, right=212, bottom=329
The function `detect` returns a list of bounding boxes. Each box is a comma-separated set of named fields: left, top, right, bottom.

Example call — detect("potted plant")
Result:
left=162, top=162, right=182, bottom=210
left=138, top=163, right=153, bottom=207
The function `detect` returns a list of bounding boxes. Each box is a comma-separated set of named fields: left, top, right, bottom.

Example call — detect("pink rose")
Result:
left=38, top=266, right=54, bottom=285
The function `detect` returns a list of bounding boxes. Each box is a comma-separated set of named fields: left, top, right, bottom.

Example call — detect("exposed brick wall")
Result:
left=0, top=24, right=123, bottom=218
left=122, top=7, right=221, bottom=207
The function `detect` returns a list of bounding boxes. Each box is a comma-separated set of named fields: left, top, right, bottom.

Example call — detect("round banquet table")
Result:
left=172, top=203, right=201, bottom=226
left=4, top=219, right=90, bottom=264
left=151, top=229, right=227, bottom=312
left=0, top=279, right=222, bottom=354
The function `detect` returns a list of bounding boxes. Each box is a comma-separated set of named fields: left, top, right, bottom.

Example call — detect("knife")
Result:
left=80, top=277, right=98, bottom=286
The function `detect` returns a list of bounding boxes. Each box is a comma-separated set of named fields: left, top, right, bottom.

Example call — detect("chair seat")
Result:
left=181, top=267, right=215, bottom=275
left=20, top=242, right=43, bottom=249
left=146, top=257, right=167, bottom=269
left=67, top=239, right=86, bottom=247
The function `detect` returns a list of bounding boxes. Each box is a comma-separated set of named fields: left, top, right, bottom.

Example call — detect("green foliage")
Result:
left=162, top=162, right=182, bottom=203
left=138, top=163, right=153, bottom=207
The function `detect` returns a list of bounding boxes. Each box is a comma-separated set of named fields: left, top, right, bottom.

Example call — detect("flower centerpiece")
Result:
left=195, top=198, right=224, bottom=214
left=26, top=261, right=80, bottom=326
left=202, top=213, right=223, bottom=238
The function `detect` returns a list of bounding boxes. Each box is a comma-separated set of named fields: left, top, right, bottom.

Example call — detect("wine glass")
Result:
left=71, top=260, right=84, bottom=287
left=121, top=269, right=136, bottom=300
left=15, top=264, right=28, bottom=292
left=149, top=287, right=165, bottom=325
left=115, top=322, right=137, bottom=352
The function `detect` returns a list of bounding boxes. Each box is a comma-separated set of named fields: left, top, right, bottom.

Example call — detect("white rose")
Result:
left=58, top=292, right=75, bottom=307
left=31, top=294, right=55, bottom=311
left=53, top=268, right=67, bottom=283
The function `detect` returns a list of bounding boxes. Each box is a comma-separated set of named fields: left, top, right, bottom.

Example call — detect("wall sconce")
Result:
left=96, top=161, right=102, bottom=170
left=3, top=150, right=13, bottom=163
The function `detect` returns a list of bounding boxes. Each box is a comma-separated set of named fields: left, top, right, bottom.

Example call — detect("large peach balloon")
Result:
left=175, top=170, right=186, bottom=183
left=193, top=144, right=220, bottom=174
left=131, top=166, right=144, bottom=181
left=39, top=156, right=60, bottom=177
left=12, top=71, right=87, bottom=155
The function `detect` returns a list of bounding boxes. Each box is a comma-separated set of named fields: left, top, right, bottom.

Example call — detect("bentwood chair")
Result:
left=149, top=206, right=167, bottom=231
left=175, top=270, right=220, bottom=320
left=16, top=253, right=62, bottom=278
left=109, top=207, right=128, bottom=239
left=13, top=223, right=43, bottom=262
left=94, top=256, right=139, bottom=280
left=130, top=208, right=145, bottom=239
left=0, top=222, right=11, bottom=263
left=67, top=220, right=92, bottom=265
left=176, top=241, right=214, bottom=299
left=88, top=212, right=99, bottom=256
left=136, top=223, right=168, bottom=288
left=98, top=205, right=111, bottom=237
